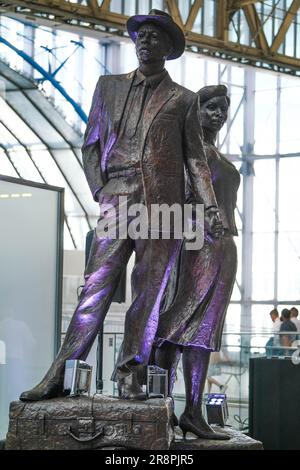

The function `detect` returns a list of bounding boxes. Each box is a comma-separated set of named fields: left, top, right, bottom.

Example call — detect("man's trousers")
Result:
left=50, top=191, right=181, bottom=380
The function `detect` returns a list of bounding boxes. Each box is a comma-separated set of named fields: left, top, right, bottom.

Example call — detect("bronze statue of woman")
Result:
left=154, top=85, right=240, bottom=440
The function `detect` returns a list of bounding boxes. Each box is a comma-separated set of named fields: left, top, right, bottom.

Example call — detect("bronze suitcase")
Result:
left=5, top=395, right=174, bottom=450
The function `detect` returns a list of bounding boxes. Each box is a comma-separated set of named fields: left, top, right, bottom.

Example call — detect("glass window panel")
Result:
left=110, top=0, right=122, bottom=14
left=52, top=93, right=79, bottom=129
left=203, top=0, right=215, bottom=37
left=279, top=157, right=300, bottom=232
left=224, top=315, right=241, bottom=352
left=234, top=161, right=243, bottom=193
left=235, top=233, right=242, bottom=285
left=231, top=65, right=245, bottom=87
left=68, top=215, right=90, bottom=251
left=255, top=68, right=277, bottom=94
left=252, top=233, right=275, bottom=300
left=218, top=124, right=228, bottom=151
left=0, top=98, right=40, bottom=147
left=250, top=334, right=270, bottom=355
left=284, top=22, right=295, bottom=57
left=253, top=159, right=276, bottom=233
left=0, top=151, right=19, bottom=177
left=231, top=282, right=241, bottom=302
left=278, top=232, right=300, bottom=300
left=166, top=56, right=184, bottom=85
left=239, top=10, right=250, bottom=46
left=263, top=17, right=273, bottom=48
left=229, top=88, right=244, bottom=155
left=254, top=73, right=277, bottom=155
left=54, top=31, right=82, bottom=102
left=64, top=221, right=76, bottom=250
left=205, top=60, right=219, bottom=85
left=120, top=42, right=138, bottom=74
left=8, top=148, right=44, bottom=183
left=152, top=0, right=164, bottom=11
left=235, top=188, right=243, bottom=243
left=0, top=122, right=19, bottom=147
left=82, top=39, right=104, bottom=114
left=224, top=304, right=241, bottom=333
left=191, top=6, right=202, bottom=34
left=285, top=0, right=294, bottom=8
left=25, top=89, right=82, bottom=148
left=228, top=12, right=239, bottom=42
left=178, top=0, right=190, bottom=24
left=33, top=26, right=54, bottom=82
left=30, top=149, right=84, bottom=216
left=137, top=0, right=150, bottom=15
left=280, top=80, right=300, bottom=154
left=51, top=149, right=96, bottom=215
left=251, top=304, right=274, bottom=334
left=6, top=92, right=71, bottom=150
left=0, top=17, right=24, bottom=71
left=182, top=53, right=205, bottom=92
left=73, top=147, right=83, bottom=165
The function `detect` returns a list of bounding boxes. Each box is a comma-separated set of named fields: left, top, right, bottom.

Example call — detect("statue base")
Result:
left=5, top=395, right=174, bottom=450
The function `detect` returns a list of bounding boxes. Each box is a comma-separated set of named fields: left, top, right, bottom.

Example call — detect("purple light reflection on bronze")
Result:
left=78, top=287, right=111, bottom=313
left=101, top=132, right=117, bottom=174
left=139, top=241, right=180, bottom=364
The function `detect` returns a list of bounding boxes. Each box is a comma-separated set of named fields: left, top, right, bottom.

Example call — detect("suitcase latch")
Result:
left=78, top=417, right=94, bottom=435
left=68, top=417, right=104, bottom=443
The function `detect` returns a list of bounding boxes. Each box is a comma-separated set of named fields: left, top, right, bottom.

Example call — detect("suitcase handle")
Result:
left=68, top=427, right=104, bottom=443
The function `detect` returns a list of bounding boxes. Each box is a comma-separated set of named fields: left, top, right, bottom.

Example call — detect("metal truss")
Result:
left=0, top=1, right=299, bottom=76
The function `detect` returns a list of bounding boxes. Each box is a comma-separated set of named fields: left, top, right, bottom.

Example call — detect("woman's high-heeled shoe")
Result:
left=179, top=413, right=230, bottom=440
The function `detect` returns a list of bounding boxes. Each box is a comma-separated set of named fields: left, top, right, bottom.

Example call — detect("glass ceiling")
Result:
left=0, top=59, right=97, bottom=249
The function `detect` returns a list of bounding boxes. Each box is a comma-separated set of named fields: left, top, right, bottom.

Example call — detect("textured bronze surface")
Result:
left=20, top=12, right=219, bottom=403
left=5, top=396, right=174, bottom=450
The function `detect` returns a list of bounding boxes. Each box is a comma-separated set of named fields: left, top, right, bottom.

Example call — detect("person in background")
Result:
left=265, top=308, right=281, bottom=356
left=290, top=307, right=300, bottom=332
left=206, top=350, right=231, bottom=393
left=270, top=308, right=281, bottom=333
left=279, top=309, right=297, bottom=355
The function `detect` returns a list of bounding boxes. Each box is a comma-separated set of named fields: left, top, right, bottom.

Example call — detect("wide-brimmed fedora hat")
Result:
left=127, top=9, right=186, bottom=60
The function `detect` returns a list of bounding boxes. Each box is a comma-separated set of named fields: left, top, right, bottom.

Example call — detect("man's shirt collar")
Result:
left=134, top=69, right=168, bottom=89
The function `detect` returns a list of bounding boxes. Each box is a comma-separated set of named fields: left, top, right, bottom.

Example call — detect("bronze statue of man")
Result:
left=20, top=10, right=220, bottom=402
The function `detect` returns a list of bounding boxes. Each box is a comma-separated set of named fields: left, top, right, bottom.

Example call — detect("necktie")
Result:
left=125, top=80, right=150, bottom=138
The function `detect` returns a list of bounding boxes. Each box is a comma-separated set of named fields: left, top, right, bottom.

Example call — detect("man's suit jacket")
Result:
left=82, top=70, right=217, bottom=210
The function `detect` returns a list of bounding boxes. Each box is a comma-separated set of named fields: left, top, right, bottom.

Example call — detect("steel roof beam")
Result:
left=0, top=0, right=300, bottom=75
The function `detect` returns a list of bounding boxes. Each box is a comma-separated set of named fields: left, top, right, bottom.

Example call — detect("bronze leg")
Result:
left=179, top=347, right=230, bottom=440
left=154, top=342, right=181, bottom=397
left=20, top=233, right=133, bottom=401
